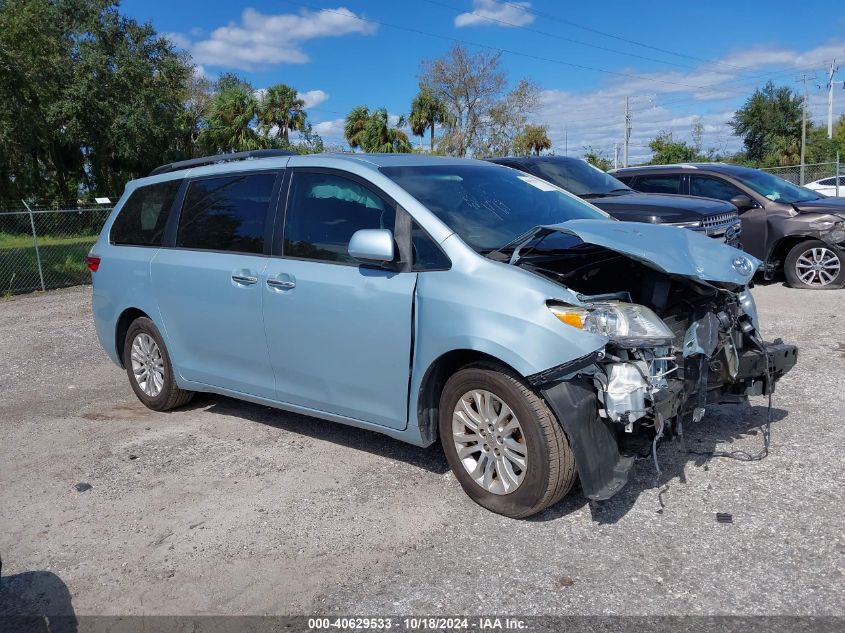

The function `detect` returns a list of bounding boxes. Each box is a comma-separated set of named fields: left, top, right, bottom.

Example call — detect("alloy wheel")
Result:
left=795, top=246, right=841, bottom=287
left=452, top=389, right=528, bottom=495
left=130, top=333, right=165, bottom=397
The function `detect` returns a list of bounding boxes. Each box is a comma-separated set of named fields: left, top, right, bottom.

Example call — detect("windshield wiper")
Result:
left=484, top=225, right=546, bottom=262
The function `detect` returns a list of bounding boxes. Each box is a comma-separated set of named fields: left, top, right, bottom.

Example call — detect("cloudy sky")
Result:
left=125, top=0, right=845, bottom=163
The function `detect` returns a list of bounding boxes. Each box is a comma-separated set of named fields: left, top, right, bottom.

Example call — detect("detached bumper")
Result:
left=735, top=339, right=798, bottom=396
left=540, top=340, right=797, bottom=503
left=541, top=377, right=634, bottom=501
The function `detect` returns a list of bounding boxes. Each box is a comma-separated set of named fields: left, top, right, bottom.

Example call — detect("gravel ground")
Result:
left=0, top=283, right=843, bottom=617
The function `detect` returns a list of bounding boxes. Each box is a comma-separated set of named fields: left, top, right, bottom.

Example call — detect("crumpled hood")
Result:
left=545, top=219, right=760, bottom=286
left=791, top=197, right=845, bottom=218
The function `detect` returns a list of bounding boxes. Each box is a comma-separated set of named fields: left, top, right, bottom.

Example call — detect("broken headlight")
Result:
left=548, top=301, right=675, bottom=348
left=809, top=218, right=845, bottom=243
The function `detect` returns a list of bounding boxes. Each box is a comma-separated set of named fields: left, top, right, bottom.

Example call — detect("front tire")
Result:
left=439, top=363, right=576, bottom=518
left=123, top=317, right=194, bottom=411
left=784, top=240, right=845, bottom=289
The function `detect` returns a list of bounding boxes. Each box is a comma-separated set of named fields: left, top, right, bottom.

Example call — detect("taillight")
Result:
left=86, top=255, right=101, bottom=272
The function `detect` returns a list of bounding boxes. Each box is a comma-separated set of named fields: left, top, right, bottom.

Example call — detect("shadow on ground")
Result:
left=573, top=403, right=788, bottom=524
left=178, top=394, right=788, bottom=524
left=188, top=393, right=451, bottom=476
left=0, top=569, right=77, bottom=632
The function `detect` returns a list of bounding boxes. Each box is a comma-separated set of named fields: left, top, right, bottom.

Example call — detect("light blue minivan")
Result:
left=90, top=150, right=796, bottom=517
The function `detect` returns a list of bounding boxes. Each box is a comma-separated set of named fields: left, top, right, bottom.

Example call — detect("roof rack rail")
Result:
left=149, top=149, right=296, bottom=177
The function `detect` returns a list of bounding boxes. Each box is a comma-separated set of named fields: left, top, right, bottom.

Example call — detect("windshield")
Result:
left=734, top=169, right=822, bottom=203
left=382, top=164, right=610, bottom=252
left=526, top=159, right=632, bottom=197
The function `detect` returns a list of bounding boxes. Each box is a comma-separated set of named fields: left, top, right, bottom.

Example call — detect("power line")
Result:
left=421, top=0, right=704, bottom=71
left=498, top=0, right=754, bottom=72
left=556, top=61, right=834, bottom=127
left=280, top=0, right=741, bottom=92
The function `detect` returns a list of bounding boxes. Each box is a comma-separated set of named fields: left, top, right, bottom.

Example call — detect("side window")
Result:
left=634, top=174, right=682, bottom=194
left=110, top=180, right=181, bottom=246
left=176, top=172, right=277, bottom=254
left=412, top=221, right=450, bottom=271
left=614, top=175, right=633, bottom=185
left=284, top=172, right=396, bottom=264
left=818, top=177, right=835, bottom=186
left=690, top=176, right=744, bottom=201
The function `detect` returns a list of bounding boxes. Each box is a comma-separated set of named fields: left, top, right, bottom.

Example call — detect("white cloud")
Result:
left=180, top=7, right=377, bottom=71
left=298, top=89, right=329, bottom=109
left=536, top=41, right=845, bottom=165
left=163, top=32, right=191, bottom=50
left=455, top=0, right=534, bottom=28
left=313, top=118, right=345, bottom=139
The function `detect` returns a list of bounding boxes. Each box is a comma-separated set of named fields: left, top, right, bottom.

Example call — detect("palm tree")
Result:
left=344, top=105, right=371, bottom=150
left=515, top=124, right=552, bottom=156
left=409, top=109, right=426, bottom=150
left=257, top=84, right=306, bottom=143
left=409, top=89, right=449, bottom=152
left=360, top=109, right=412, bottom=153
left=201, top=77, right=265, bottom=153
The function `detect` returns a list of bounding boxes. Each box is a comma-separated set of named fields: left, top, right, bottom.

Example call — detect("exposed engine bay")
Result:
left=516, top=236, right=798, bottom=500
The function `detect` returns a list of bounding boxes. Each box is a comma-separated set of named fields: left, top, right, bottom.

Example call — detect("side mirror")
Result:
left=730, top=194, right=755, bottom=211
left=348, top=229, right=395, bottom=264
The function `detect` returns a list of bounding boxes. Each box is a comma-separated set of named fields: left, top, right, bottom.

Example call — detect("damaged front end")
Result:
left=519, top=220, right=798, bottom=500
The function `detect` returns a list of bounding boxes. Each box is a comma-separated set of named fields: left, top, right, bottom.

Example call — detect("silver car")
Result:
left=90, top=151, right=797, bottom=517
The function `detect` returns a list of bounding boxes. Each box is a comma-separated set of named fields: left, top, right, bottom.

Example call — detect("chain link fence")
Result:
left=0, top=205, right=113, bottom=296
left=758, top=160, right=842, bottom=191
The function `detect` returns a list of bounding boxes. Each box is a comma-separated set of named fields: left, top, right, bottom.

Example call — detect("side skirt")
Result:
left=176, top=378, right=434, bottom=447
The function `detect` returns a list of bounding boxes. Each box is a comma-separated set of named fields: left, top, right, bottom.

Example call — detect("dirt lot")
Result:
left=0, top=283, right=843, bottom=617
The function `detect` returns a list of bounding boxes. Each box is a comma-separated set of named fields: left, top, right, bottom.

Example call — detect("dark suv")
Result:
left=486, top=156, right=742, bottom=248
left=612, top=163, right=845, bottom=289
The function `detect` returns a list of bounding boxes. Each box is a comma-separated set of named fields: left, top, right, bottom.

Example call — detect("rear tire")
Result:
left=439, top=362, right=576, bottom=518
left=124, top=317, right=194, bottom=411
left=784, top=240, right=845, bottom=289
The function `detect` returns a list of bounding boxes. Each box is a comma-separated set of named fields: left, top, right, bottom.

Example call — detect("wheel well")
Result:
left=415, top=350, right=523, bottom=445
left=769, top=236, right=813, bottom=270
left=115, top=308, right=149, bottom=367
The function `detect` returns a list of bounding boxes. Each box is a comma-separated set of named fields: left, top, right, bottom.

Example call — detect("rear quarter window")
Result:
left=176, top=172, right=277, bottom=254
left=110, top=180, right=181, bottom=246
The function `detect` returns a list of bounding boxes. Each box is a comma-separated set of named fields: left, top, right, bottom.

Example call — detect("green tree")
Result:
left=344, top=107, right=411, bottom=153
left=257, top=84, right=306, bottom=143
left=0, top=0, right=193, bottom=204
left=409, top=89, right=449, bottom=152
left=344, top=105, right=371, bottom=150
left=176, top=73, right=213, bottom=159
left=200, top=74, right=265, bottom=153
left=648, top=132, right=700, bottom=164
left=514, top=124, right=552, bottom=156
left=583, top=147, right=613, bottom=171
left=361, top=109, right=412, bottom=153
left=729, top=81, right=802, bottom=166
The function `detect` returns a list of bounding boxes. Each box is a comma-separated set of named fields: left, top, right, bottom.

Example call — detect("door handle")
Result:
left=266, top=278, right=296, bottom=290
left=231, top=274, right=258, bottom=285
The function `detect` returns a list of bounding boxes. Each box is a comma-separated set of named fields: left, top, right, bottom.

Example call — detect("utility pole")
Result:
left=827, top=60, right=838, bottom=139
left=623, top=96, right=631, bottom=168
left=614, top=143, right=619, bottom=169
left=797, top=73, right=813, bottom=185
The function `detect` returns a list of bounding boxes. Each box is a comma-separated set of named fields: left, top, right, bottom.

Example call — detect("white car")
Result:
left=805, top=176, right=845, bottom=197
